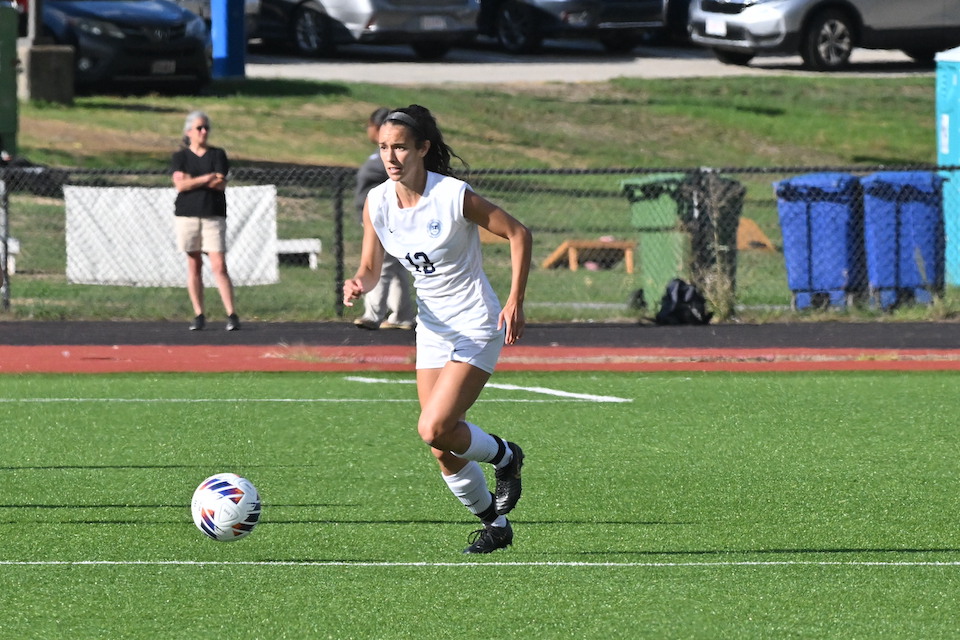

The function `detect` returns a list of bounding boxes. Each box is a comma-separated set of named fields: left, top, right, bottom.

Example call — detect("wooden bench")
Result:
left=541, top=239, right=635, bottom=273
left=277, top=238, right=322, bottom=270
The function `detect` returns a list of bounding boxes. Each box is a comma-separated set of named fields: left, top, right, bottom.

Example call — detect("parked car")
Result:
left=688, top=0, right=960, bottom=71
left=41, top=0, right=212, bottom=90
left=254, top=0, right=480, bottom=60
left=171, top=0, right=261, bottom=38
left=476, top=0, right=667, bottom=54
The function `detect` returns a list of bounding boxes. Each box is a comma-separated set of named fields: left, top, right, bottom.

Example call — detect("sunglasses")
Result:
left=195, top=125, right=209, bottom=131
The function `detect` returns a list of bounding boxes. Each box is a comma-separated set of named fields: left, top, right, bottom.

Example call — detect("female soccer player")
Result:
left=343, top=105, right=532, bottom=554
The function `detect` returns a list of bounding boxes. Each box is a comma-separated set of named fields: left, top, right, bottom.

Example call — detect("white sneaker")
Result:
left=379, top=321, right=415, bottom=330
left=353, top=317, right=380, bottom=330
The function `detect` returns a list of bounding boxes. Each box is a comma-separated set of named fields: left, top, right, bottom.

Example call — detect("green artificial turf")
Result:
left=1, top=370, right=959, bottom=637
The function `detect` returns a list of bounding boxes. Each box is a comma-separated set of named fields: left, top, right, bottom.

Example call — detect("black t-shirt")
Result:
left=171, top=146, right=229, bottom=218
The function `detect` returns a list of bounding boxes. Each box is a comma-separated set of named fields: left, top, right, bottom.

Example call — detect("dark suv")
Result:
left=477, top=0, right=667, bottom=54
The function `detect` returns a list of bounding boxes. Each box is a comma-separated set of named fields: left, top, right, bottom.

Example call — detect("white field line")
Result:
left=346, top=375, right=632, bottom=403
left=0, top=560, right=958, bottom=568
left=0, top=378, right=632, bottom=405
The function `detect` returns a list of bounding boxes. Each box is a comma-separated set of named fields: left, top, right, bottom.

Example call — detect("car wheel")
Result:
left=411, top=41, right=452, bottom=60
left=713, top=49, right=754, bottom=66
left=665, top=0, right=690, bottom=43
left=292, top=6, right=334, bottom=57
left=800, top=9, right=854, bottom=71
left=496, top=1, right=542, bottom=54
left=903, top=48, right=936, bottom=65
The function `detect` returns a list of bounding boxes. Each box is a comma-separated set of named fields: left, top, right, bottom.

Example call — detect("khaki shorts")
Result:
left=175, top=216, right=227, bottom=253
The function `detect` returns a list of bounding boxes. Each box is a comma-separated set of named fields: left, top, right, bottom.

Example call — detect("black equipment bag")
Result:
left=654, top=279, right=712, bottom=325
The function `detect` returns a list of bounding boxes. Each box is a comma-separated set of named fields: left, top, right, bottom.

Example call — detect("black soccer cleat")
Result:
left=189, top=314, right=205, bottom=331
left=494, top=442, right=524, bottom=515
left=463, top=521, right=513, bottom=554
left=225, top=313, right=241, bottom=331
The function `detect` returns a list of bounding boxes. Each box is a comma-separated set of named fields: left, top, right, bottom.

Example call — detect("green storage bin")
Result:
left=622, top=173, right=690, bottom=229
left=638, top=230, right=691, bottom=297
left=622, top=173, right=693, bottom=298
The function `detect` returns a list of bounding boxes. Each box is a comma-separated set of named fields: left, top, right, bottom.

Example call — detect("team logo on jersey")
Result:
left=428, top=219, right=442, bottom=238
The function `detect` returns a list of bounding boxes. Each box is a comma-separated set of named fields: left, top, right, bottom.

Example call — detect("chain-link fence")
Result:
left=1, top=164, right=957, bottom=322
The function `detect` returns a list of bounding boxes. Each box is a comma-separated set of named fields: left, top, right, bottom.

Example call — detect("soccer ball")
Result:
left=191, top=473, right=262, bottom=541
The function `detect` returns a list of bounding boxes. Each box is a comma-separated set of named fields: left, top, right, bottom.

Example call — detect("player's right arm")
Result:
left=343, top=200, right=385, bottom=306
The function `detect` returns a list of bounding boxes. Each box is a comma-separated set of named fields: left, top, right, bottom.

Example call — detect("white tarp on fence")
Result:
left=64, top=185, right=279, bottom=286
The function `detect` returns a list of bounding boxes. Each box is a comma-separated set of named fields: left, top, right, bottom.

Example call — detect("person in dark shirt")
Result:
left=171, top=110, right=240, bottom=331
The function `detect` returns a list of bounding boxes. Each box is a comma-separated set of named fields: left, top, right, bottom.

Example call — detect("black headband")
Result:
left=385, top=111, right=422, bottom=136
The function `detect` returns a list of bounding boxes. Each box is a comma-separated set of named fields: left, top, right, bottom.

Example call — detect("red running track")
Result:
left=2, top=344, right=960, bottom=373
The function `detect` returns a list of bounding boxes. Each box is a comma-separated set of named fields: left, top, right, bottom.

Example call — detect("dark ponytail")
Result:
left=384, top=105, right=469, bottom=179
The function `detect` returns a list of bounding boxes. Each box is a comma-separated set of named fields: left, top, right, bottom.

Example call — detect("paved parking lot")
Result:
left=244, top=40, right=933, bottom=85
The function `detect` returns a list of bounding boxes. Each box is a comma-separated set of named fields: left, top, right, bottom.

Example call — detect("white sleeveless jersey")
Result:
left=367, top=172, right=502, bottom=338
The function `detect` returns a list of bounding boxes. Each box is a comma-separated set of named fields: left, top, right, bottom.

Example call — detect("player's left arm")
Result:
left=464, top=190, right=532, bottom=345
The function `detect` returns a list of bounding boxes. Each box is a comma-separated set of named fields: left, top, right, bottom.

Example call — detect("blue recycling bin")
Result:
left=861, top=172, right=944, bottom=308
left=774, top=172, right=866, bottom=309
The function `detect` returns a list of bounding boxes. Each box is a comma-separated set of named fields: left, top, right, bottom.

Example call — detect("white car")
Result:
left=688, top=0, right=960, bottom=70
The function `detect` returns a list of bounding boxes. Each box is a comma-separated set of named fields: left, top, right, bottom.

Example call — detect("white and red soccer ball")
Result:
left=191, top=473, right=261, bottom=541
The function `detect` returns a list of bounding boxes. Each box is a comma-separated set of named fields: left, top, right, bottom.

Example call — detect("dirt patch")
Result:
left=21, top=116, right=174, bottom=160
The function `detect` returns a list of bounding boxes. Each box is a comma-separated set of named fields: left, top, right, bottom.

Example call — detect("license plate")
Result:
left=705, top=17, right=727, bottom=37
left=151, top=60, right=176, bottom=75
left=420, top=15, right=447, bottom=30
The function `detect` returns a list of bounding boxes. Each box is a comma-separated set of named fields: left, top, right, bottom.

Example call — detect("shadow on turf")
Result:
left=4, top=509, right=960, bottom=558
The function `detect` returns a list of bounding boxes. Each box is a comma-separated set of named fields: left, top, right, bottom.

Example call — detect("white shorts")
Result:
left=175, top=216, right=227, bottom=253
left=416, top=326, right=504, bottom=374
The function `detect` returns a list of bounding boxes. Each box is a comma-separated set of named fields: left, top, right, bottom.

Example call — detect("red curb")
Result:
left=2, top=345, right=959, bottom=373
